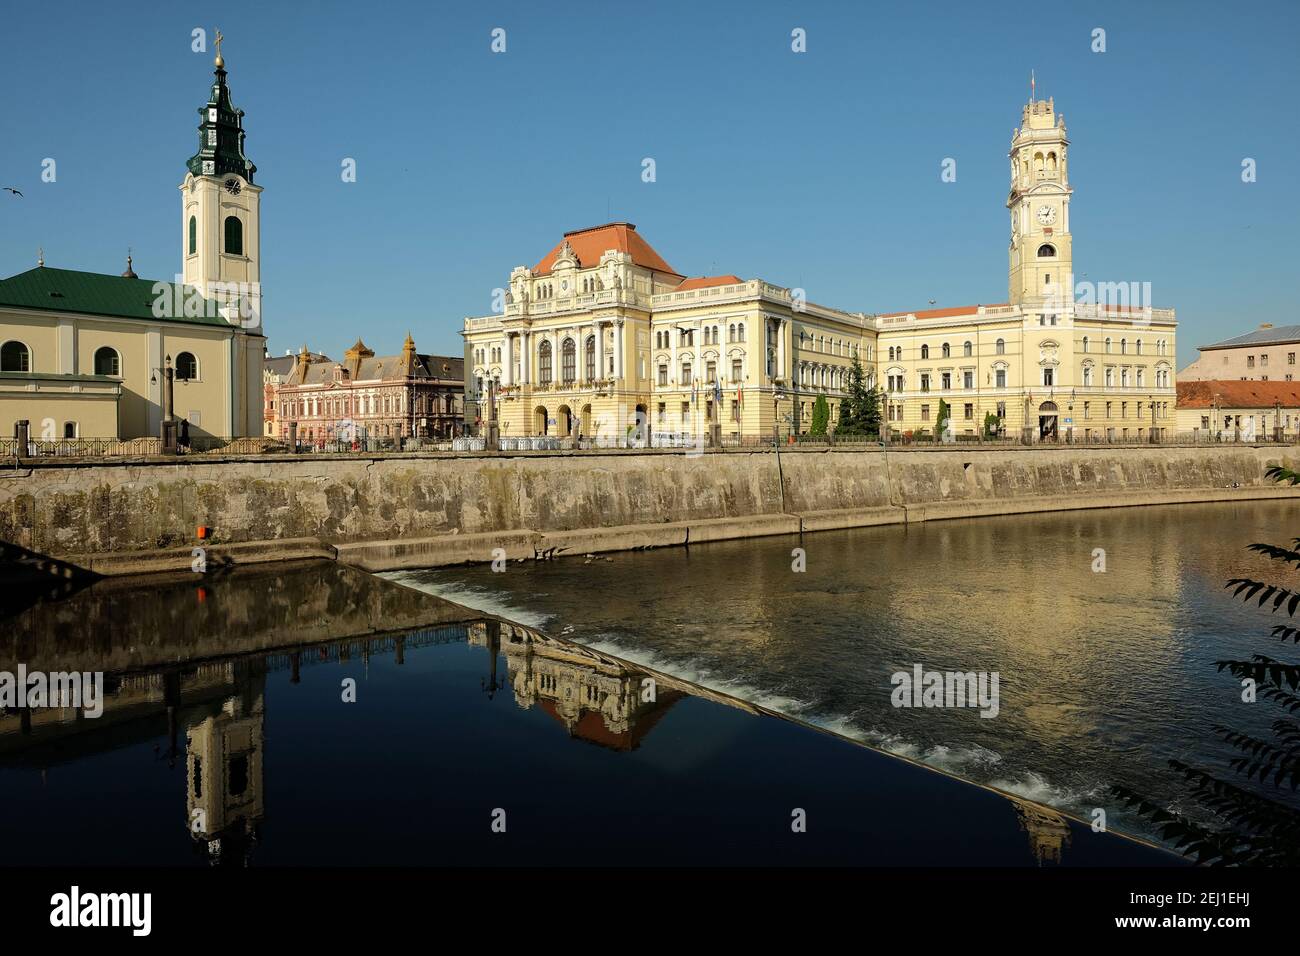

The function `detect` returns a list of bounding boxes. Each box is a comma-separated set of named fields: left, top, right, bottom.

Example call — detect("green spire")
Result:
left=186, top=46, right=256, bottom=183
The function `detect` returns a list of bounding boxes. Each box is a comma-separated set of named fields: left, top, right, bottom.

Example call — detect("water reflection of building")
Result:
left=186, top=662, right=266, bottom=866
left=1010, top=796, right=1072, bottom=865
left=468, top=620, right=683, bottom=751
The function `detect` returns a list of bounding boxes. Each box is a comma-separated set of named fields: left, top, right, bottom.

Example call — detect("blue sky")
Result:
left=1, top=0, right=1296, bottom=366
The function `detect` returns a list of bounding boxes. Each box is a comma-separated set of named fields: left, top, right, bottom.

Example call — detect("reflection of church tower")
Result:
left=1010, top=797, right=1072, bottom=865
left=185, top=663, right=266, bottom=866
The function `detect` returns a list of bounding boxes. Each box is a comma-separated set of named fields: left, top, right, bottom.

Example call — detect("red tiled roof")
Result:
left=1176, top=379, right=1300, bottom=410
left=533, top=222, right=681, bottom=277
left=676, top=275, right=743, bottom=290
left=878, top=303, right=1009, bottom=320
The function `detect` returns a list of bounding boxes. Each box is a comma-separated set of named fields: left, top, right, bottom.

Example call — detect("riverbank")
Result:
left=1, top=444, right=1295, bottom=575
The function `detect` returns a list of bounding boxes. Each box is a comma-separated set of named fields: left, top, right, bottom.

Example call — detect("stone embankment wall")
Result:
left=0, top=445, right=1295, bottom=574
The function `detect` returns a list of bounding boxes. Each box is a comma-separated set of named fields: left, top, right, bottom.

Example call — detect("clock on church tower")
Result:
left=1006, top=89, right=1073, bottom=309
left=179, top=33, right=262, bottom=329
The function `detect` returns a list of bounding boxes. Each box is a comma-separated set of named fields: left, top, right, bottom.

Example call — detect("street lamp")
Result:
left=149, top=354, right=177, bottom=453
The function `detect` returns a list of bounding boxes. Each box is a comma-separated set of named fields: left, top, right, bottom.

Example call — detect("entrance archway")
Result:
left=580, top=404, right=592, bottom=438
left=557, top=404, right=574, bottom=437
left=534, top=405, right=549, bottom=436
left=1038, top=401, right=1059, bottom=442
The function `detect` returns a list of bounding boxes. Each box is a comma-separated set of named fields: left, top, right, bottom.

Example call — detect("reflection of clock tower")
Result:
left=180, top=37, right=261, bottom=324
left=1007, top=87, right=1072, bottom=309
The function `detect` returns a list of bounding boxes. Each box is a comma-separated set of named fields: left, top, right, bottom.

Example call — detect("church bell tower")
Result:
left=180, top=32, right=262, bottom=329
left=1007, top=81, right=1073, bottom=309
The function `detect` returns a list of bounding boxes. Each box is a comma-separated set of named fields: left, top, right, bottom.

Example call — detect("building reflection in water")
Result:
left=0, top=560, right=1127, bottom=867
left=470, top=620, right=685, bottom=751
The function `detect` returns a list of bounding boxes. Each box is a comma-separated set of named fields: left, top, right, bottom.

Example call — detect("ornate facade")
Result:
left=463, top=90, right=1177, bottom=443
left=272, top=335, right=464, bottom=443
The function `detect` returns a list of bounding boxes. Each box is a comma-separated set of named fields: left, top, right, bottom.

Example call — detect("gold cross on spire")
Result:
left=214, top=29, right=225, bottom=68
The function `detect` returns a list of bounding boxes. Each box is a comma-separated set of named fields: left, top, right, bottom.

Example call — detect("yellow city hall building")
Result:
left=0, top=42, right=264, bottom=443
left=463, top=89, right=1176, bottom=444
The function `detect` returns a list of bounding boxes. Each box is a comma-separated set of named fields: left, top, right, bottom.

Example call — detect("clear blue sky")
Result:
left=2, top=0, right=1296, bottom=367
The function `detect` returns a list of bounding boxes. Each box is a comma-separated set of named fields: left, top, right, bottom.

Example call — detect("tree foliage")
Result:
left=1112, top=467, right=1300, bottom=865
left=809, top=394, right=829, bottom=437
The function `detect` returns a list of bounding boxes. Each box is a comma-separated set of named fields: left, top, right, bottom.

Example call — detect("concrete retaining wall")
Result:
left=0, top=445, right=1295, bottom=574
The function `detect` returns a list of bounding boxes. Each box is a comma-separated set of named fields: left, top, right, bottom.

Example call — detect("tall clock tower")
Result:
left=1007, top=91, right=1073, bottom=309
left=180, top=37, right=262, bottom=328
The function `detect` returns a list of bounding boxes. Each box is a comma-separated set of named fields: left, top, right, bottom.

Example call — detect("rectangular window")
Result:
left=995, top=370, right=1006, bottom=388
left=732, top=359, right=742, bottom=382
left=941, top=372, right=951, bottom=390
left=1043, top=368, right=1054, bottom=387
left=963, top=403, right=973, bottom=420
left=920, top=374, right=931, bottom=392
left=681, top=402, right=690, bottom=423
left=657, top=402, right=666, bottom=423
left=658, top=365, right=668, bottom=386
left=921, top=404, right=930, bottom=422
left=963, top=371, right=974, bottom=389
left=996, top=401, right=1006, bottom=419
left=1247, top=356, right=1255, bottom=368
left=1261, top=355, right=1269, bottom=367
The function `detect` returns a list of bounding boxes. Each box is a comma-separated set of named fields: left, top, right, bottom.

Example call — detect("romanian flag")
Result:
left=737, top=384, right=744, bottom=408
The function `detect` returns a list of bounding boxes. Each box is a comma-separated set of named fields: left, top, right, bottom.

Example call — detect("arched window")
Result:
left=585, top=336, right=595, bottom=380
left=1135, top=339, right=1143, bottom=355
left=1037, top=244, right=1056, bottom=258
left=94, top=346, right=120, bottom=376
left=995, top=339, right=1005, bottom=355
left=1082, top=336, right=1089, bottom=353
left=1105, top=337, right=1113, bottom=354
left=63, top=422, right=77, bottom=438
left=737, top=323, right=745, bottom=343
left=1120, top=338, right=1127, bottom=355
left=941, top=342, right=950, bottom=358
left=920, top=344, right=930, bottom=359
left=538, top=340, right=552, bottom=385
left=963, top=341, right=972, bottom=357
left=224, top=216, right=243, bottom=255
left=188, top=216, right=197, bottom=255
left=175, top=351, right=199, bottom=381
left=1, top=340, right=31, bottom=372
left=561, top=338, right=576, bottom=384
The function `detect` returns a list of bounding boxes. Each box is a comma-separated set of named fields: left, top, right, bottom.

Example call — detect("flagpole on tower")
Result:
left=1031, top=69, right=1036, bottom=104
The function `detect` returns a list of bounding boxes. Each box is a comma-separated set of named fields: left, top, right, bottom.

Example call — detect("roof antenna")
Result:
left=1030, top=69, right=1036, bottom=104
left=37, top=246, right=44, bottom=268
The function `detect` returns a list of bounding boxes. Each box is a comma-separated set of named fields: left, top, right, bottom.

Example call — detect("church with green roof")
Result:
left=0, top=37, right=265, bottom=442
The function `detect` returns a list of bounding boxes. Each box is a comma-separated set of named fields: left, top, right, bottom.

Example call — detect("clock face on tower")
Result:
left=224, top=178, right=242, bottom=196
left=1036, top=204, right=1057, bottom=226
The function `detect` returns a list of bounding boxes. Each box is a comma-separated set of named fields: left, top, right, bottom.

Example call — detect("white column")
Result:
left=504, top=333, right=514, bottom=386
left=595, top=322, right=605, bottom=381
left=614, top=321, right=624, bottom=379
left=521, top=331, right=530, bottom=384
left=670, top=328, right=678, bottom=385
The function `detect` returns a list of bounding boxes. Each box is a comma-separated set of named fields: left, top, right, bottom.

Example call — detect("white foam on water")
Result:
left=380, top=571, right=555, bottom=629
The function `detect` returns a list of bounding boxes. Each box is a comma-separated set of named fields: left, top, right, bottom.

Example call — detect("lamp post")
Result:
left=150, top=354, right=177, bottom=454
left=773, top=389, right=786, bottom=446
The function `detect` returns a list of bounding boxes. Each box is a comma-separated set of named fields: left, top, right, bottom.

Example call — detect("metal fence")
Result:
left=4, top=430, right=1298, bottom=460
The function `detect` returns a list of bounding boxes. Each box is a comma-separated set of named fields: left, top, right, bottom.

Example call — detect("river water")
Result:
left=390, top=499, right=1300, bottom=845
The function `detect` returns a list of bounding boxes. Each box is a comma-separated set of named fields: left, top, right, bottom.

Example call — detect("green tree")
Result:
left=837, top=355, right=876, bottom=437
left=862, top=382, right=882, bottom=438
left=809, top=394, right=829, bottom=437
left=1113, top=466, right=1300, bottom=865
left=935, top=399, right=951, bottom=440
left=982, top=411, right=1001, bottom=439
